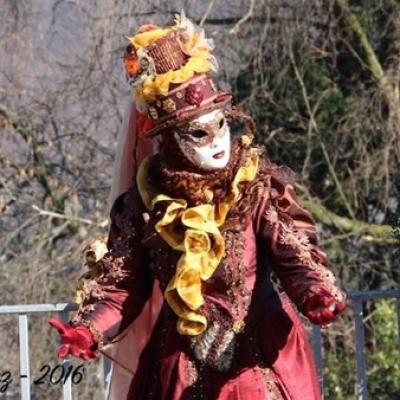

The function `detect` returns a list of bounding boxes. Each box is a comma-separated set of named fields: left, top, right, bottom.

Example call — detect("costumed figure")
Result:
left=49, top=13, right=346, bottom=400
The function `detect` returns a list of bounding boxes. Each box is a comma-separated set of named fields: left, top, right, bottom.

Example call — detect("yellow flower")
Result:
left=129, top=28, right=170, bottom=50
left=135, top=56, right=213, bottom=102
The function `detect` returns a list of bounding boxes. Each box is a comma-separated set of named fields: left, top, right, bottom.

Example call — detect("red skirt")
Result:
left=127, top=294, right=321, bottom=400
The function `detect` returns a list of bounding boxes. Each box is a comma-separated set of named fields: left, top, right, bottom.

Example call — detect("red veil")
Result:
left=103, top=100, right=163, bottom=399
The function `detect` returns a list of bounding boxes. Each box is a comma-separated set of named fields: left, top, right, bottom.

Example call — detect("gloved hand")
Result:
left=49, top=318, right=98, bottom=360
left=302, top=288, right=346, bottom=326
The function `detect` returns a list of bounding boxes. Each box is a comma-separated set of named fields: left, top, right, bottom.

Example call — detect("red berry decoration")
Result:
left=185, top=84, right=204, bottom=106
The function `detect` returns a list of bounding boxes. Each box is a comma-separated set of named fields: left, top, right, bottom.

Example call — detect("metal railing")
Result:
left=311, top=289, right=400, bottom=400
left=0, top=303, right=111, bottom=400
left=0, top=289, right=399, bottom=400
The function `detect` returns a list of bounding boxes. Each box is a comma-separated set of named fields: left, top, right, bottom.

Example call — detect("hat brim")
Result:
left=144, top=92, right=232, bottom=138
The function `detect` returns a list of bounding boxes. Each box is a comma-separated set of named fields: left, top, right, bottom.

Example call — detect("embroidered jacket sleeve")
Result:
left=70, top=189, right=153, bottom=350
left=258, top=173, right=345, bottom=315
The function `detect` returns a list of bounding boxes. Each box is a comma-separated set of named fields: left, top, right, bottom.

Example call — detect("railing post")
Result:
left=353, top=298, right=367, bottom=400
left=18, top=314, right=31, bottom=400
left=397, top=297, right=400, bottom=366
left=103, top=356, right=113, bottom=400
left=312, top=324, right=323, bottom=398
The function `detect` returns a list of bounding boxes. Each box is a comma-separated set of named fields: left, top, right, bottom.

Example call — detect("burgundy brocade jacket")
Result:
left=70, top=156, right=345, bottom=400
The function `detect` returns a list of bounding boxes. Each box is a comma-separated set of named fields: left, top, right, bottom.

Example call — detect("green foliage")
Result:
left=351, top=0, right=400, bottom=63
left=322, top=332, right=356, bottom=399
left=322, top=300, right=400, bottom=399
left=367, top=299, right=400, bottom=399
left=234, top=1, right=400, bottom=276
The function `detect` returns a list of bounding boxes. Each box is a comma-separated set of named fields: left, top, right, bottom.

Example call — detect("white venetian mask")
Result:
left=173, top=109, right=231, bottom=170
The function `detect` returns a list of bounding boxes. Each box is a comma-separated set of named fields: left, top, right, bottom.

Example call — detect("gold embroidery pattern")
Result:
left=259, top=367, right=286, bottom=400
left=186, top=358, right=199, bottom=386
left=162, top=97, right=176, bottom=113
left=222, top=230, right=251, bottom=334
left=71, top=193, right=143, bottom=349
left=264, top=199, right=344, bottom=308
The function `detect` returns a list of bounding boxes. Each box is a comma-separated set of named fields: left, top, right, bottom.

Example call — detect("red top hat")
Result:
left=123, top=13, right=232, bottom=137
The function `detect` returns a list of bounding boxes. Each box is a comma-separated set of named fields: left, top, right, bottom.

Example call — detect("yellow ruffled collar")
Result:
left=136, top=135, right=259, bottom=335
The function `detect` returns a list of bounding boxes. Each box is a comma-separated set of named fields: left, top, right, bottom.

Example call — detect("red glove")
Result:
left=49, top=318, right=98, bottom=360
left=302, top=288, right=346, bottom=326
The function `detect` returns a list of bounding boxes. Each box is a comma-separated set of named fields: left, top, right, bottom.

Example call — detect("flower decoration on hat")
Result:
left=185, top=83, right=204, bottom=106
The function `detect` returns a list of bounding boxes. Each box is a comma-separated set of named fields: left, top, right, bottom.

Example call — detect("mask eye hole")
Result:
left=219, top=118, right=225, bottom=129
left=191, top=129, right=208, bottom=138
